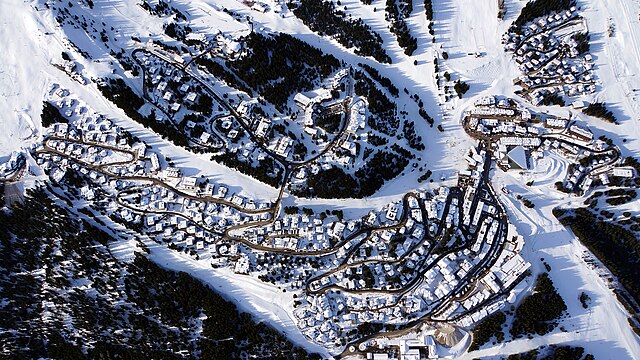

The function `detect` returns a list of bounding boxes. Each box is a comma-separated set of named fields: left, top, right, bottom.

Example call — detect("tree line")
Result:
left=293, top=148, right=408, bottom=198
left=360, top=63, right=399, bottom=97
left=511, top=272, right=567, bottom=337
left=424, top=0, right=433, bottom=21
left=513, top=0, right=576, bottom=29
left=196, top=56, right=253, bottom=95
left=226, top=32, right=340, bottom=109
left=385, top=0, right=418, bottom=55
left=582, top=102, right=617, bottom=124
left=98, top=77, right=190, bottom=147
left=0, top=188, right=319, bottom=359
left=211, top=151, right=284, bottom=188
left=354, top=70, right=398, bottom=136
left=555, top=207, right=640, bottom=305
left=469, top=311, right=506, bottom=351
left=508, top=345, right=593, bottom=360
left=41, top=101, right=69, bottom=127
left=292, top=0, right=391, bottom=63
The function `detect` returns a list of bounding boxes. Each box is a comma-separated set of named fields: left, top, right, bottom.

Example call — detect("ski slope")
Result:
left=1, top=0, right=640, bottom=358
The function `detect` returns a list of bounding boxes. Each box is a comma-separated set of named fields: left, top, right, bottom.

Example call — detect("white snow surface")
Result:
left=469, top=168, right=640, bottom=359
left=2, top=0, right=640, bottom=357
left=0, top=0, right=54, bottom=156
left=108, top=227, right=331, bottom=357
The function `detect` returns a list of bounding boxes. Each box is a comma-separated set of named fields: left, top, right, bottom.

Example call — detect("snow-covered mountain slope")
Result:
left=1, top=0, right=640, bottom=358
left=0, top=188, right=321, bottom=358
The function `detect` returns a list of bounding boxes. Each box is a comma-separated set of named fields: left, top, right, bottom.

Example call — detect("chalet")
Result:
left=340, top=141, right=357, bottom=156
left=304, top=126, right=318, bottom=137
left=231, top=194, right=245, bottom=206
left=255, top=118, right=271, bottom=138
left=217, top=185, right=228, bottom=198
left=294, top=93, right=313, bottom=109
left=386, top=204, right=399, bottom=221
left=331, top=222, right=346, bottom=238
left=568, top=125, right=593, bottom=142
left=180, top=176, right=198, bottom=190
left=80, top=186, right=95, bottom=200
left=186, top=33, right=207, bottom=43
left=55, top=123, right=69, bottom=135
left=545, top=117, right=567, bottom=129
left=185, top=92, right=197, bottom=102
left=199, top=132, right=211, bottom=144
left=252, top=2, right=268, bottom=13
left=612, top=167, right=634, bottom=178
left=163, top=167, right=182, bottom=178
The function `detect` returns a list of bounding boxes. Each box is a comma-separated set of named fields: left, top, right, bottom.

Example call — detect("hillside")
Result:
left=0, top=188, right=319, bottom=359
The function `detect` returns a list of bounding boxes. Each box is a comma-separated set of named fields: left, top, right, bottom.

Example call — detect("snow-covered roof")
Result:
left=507, top=146, right=529, bottom=170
